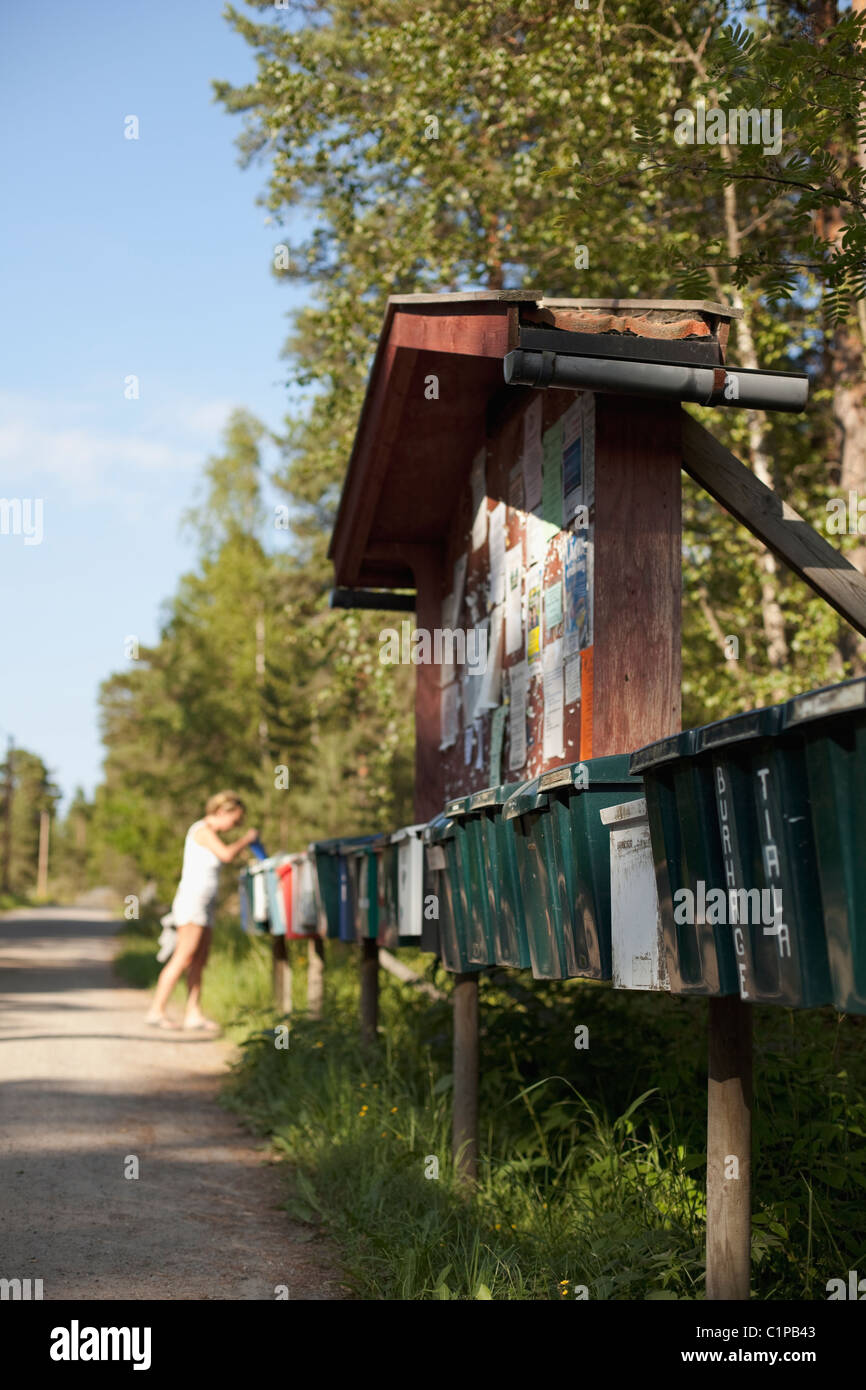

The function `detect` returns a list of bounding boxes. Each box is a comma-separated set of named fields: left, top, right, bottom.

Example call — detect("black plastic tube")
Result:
left=503, top=348, right=809, bottom=412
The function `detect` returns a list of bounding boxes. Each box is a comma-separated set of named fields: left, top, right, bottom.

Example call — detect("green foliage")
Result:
left=115, top=916, right=866, bottom=1299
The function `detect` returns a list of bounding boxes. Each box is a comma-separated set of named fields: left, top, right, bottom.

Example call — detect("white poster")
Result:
left=562, top=397, right=584, bottom=526
left=582, top=394, right=595, bottom=515
left=477, top=604, right=503, bottom=710
left=521, top=397, right=543, bottom=511
left=508, top=660, right=528, bottom=770
left=471, top=449, right=488, bottom=551
left=488, top=501, right=507, bottom=607
left=564, top=652, right=581, bottom=705
left=440, top=682, right=459, bottom=749
left=505, top=543, right=523, bottom=654
left=542, top=638, right=564, bottom=760
left=527, top=509, right=557, bottom=568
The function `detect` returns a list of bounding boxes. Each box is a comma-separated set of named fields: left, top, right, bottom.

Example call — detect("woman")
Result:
left=145, top=791, right=258, bottom=1031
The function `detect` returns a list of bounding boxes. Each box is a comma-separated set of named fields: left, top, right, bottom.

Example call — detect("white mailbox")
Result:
left=390, top=823, right=427, bottom=937
left=293, top=853, right=320, bottom=932
left=600, top=797, right=669, bottom=992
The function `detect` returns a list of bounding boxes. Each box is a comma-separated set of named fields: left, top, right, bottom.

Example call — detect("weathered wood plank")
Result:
left=682, top=411, right=866, bottom=637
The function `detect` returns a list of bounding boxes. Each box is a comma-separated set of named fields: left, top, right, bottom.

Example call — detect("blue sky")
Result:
left=0, top=1, right=310, bottom=809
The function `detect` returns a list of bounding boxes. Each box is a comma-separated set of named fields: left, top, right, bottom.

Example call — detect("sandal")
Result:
left=145, top=1015, right=176, bottom=1030
left=183, top=1017, right=221, bottom=1033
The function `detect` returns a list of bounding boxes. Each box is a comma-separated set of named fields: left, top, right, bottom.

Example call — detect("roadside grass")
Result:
left=115, top=913, right=866, bottom=1300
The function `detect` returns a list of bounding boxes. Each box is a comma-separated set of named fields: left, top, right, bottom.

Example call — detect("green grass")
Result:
left=115, top=912, right=866, bottom=1300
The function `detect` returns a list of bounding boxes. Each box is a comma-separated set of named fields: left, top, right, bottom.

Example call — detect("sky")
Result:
left=0, top=1, right=310, bottom=809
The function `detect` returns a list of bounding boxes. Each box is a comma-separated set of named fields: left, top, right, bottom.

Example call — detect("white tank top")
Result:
left=176, top=819, right=222, bottom=903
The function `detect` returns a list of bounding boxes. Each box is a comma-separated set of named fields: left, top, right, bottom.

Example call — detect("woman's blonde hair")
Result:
left=205, top=790, right=246, bottom=817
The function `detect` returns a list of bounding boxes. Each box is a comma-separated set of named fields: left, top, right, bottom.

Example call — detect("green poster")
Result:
left=542, top=419, right=564, bottom=529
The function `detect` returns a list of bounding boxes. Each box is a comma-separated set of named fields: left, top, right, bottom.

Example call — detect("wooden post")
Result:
left=272, top=936, right=293, bottom=1015
left=706, top=995, right=752, bottom=1300
left=36, top=810, right=50, bottom=898
left=452, top=973, right=479, bottom=1184
left=360, top=938, right=379, bottom=1046
left=307, top=936, right=325, bottom=1018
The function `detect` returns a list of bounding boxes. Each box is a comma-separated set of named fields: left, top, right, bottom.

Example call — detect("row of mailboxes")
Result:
left=416, top=678, right=866, bottom=1013
left=632, top=676, right=866, bottom=1014
left=304, top=825, right=427, bottom=945
left=239, top=853, right=320, bottom=938
left=238, top=679, right=866, bottom=1013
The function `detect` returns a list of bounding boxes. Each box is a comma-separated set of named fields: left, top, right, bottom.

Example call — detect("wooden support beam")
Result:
left=360, top=938, right=379, bottom=1046
left=452, top=973, right=479, bottom=1184
left=272, top=936, right=292, bottom=1015
left=307, top=936, right=324, bottom=1018
left=706, top=996, right=752, bottom=1300
left=682, top=411, right=866, bottom=637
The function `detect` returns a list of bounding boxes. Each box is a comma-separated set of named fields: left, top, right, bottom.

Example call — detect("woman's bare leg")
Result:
left=146, top=923, right=205, bottom=1020
left=184, top=929, right=212, bottom=1023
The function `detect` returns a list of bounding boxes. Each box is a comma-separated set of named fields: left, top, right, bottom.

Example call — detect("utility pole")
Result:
left=2, top=738, right=13, bottom=895
left=37, top=809, right=50, bottom=898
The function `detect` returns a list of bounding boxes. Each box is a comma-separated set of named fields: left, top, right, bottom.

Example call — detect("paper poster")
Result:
left=488, top=501, right=507, bottom=607
left=544, top=580, right=563, bottom=633
left=471, top=449, right=487, bottom=550
left=440, top=682, right=459, bottom=749
left=508, top=462, right=524, bottom=512
left=489, top=704, right=506, bottom=786
left=565, top=652, right=581, bottom=705
left=542, top=638, right=564, bottom=760
left=582, top=394, right=596, bottom=515
left=508, top=661, right=528, bottom=770
left=527, top=510, right=557, bottom=568
left=562, top=398, right=583, bottom=525
left=564, top=530, right=594, bottom=654
left=477, top=605, right=503, bottom=710
left=542, top=418, right=564, bottom=529
left=522, top=397, right=543, bottom=511
left=464, top=724, right=474, bottom=766
left=462, top=624, right=487, bottom=724
left=563, top=531, right=581, bottom=657
left=505, top=543, right=523, bottom=654
left=526, top=565, right=542, bottom=669
left=473, top=716, right=484, bottom=771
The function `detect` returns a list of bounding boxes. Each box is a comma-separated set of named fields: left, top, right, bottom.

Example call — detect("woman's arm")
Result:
left=193, top=823, right=258, bottom=864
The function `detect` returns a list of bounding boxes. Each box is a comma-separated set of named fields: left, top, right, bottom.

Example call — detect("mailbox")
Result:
left=503, top=756, right=643, bottom=981
left=444, top=792, right=498, bottom=966
left=422, top=813, right=482, bottom=973
left=629, top=732, right=739, bottom=997
left=344, top=833, right=392, bottom=940
left=276, top=854, right=320, bottom=939
left=389, top=823, right=427, bottom=942
left=783, top=677, right=866, bottom=1015
left=695, top=706, right=833, bottom=1009
left=467, top=783, right=530, bottom=970
left=309, top=835, right=375, bottom=940
left=600, top=797, right=668, bottom=991
left=248, top=859, right=271, bottom=931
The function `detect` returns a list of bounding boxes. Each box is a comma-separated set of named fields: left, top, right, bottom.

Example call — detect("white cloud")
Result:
left=0, top=390, right=242, bottom=497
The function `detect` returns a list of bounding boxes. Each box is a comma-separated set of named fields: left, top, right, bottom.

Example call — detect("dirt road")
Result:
left=0, top=907, right=345, bottom=1300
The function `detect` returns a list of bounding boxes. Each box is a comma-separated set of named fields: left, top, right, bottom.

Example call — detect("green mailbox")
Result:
left=343, top=833, right=392, bottom=940
left=629, top=731, right=739, bottom=997
left=422, top=813, right=482, bottom=974
left=784, top=677, right=866, bottom=1015
left=467, top=783, right=531, bottom=970
left=444, top=792, right=496, bottom=966
left=504, top=757, right=643, bottom=981
left=695, top=706, right=833, bottom=1009
left=503, top=776, right=564, bottom=977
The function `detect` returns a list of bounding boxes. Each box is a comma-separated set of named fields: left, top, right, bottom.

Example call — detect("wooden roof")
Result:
left=328, top=291, right=740, bottom=590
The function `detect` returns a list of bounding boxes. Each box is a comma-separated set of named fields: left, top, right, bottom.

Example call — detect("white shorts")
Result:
left=171, top=887, right=217, bottom=929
